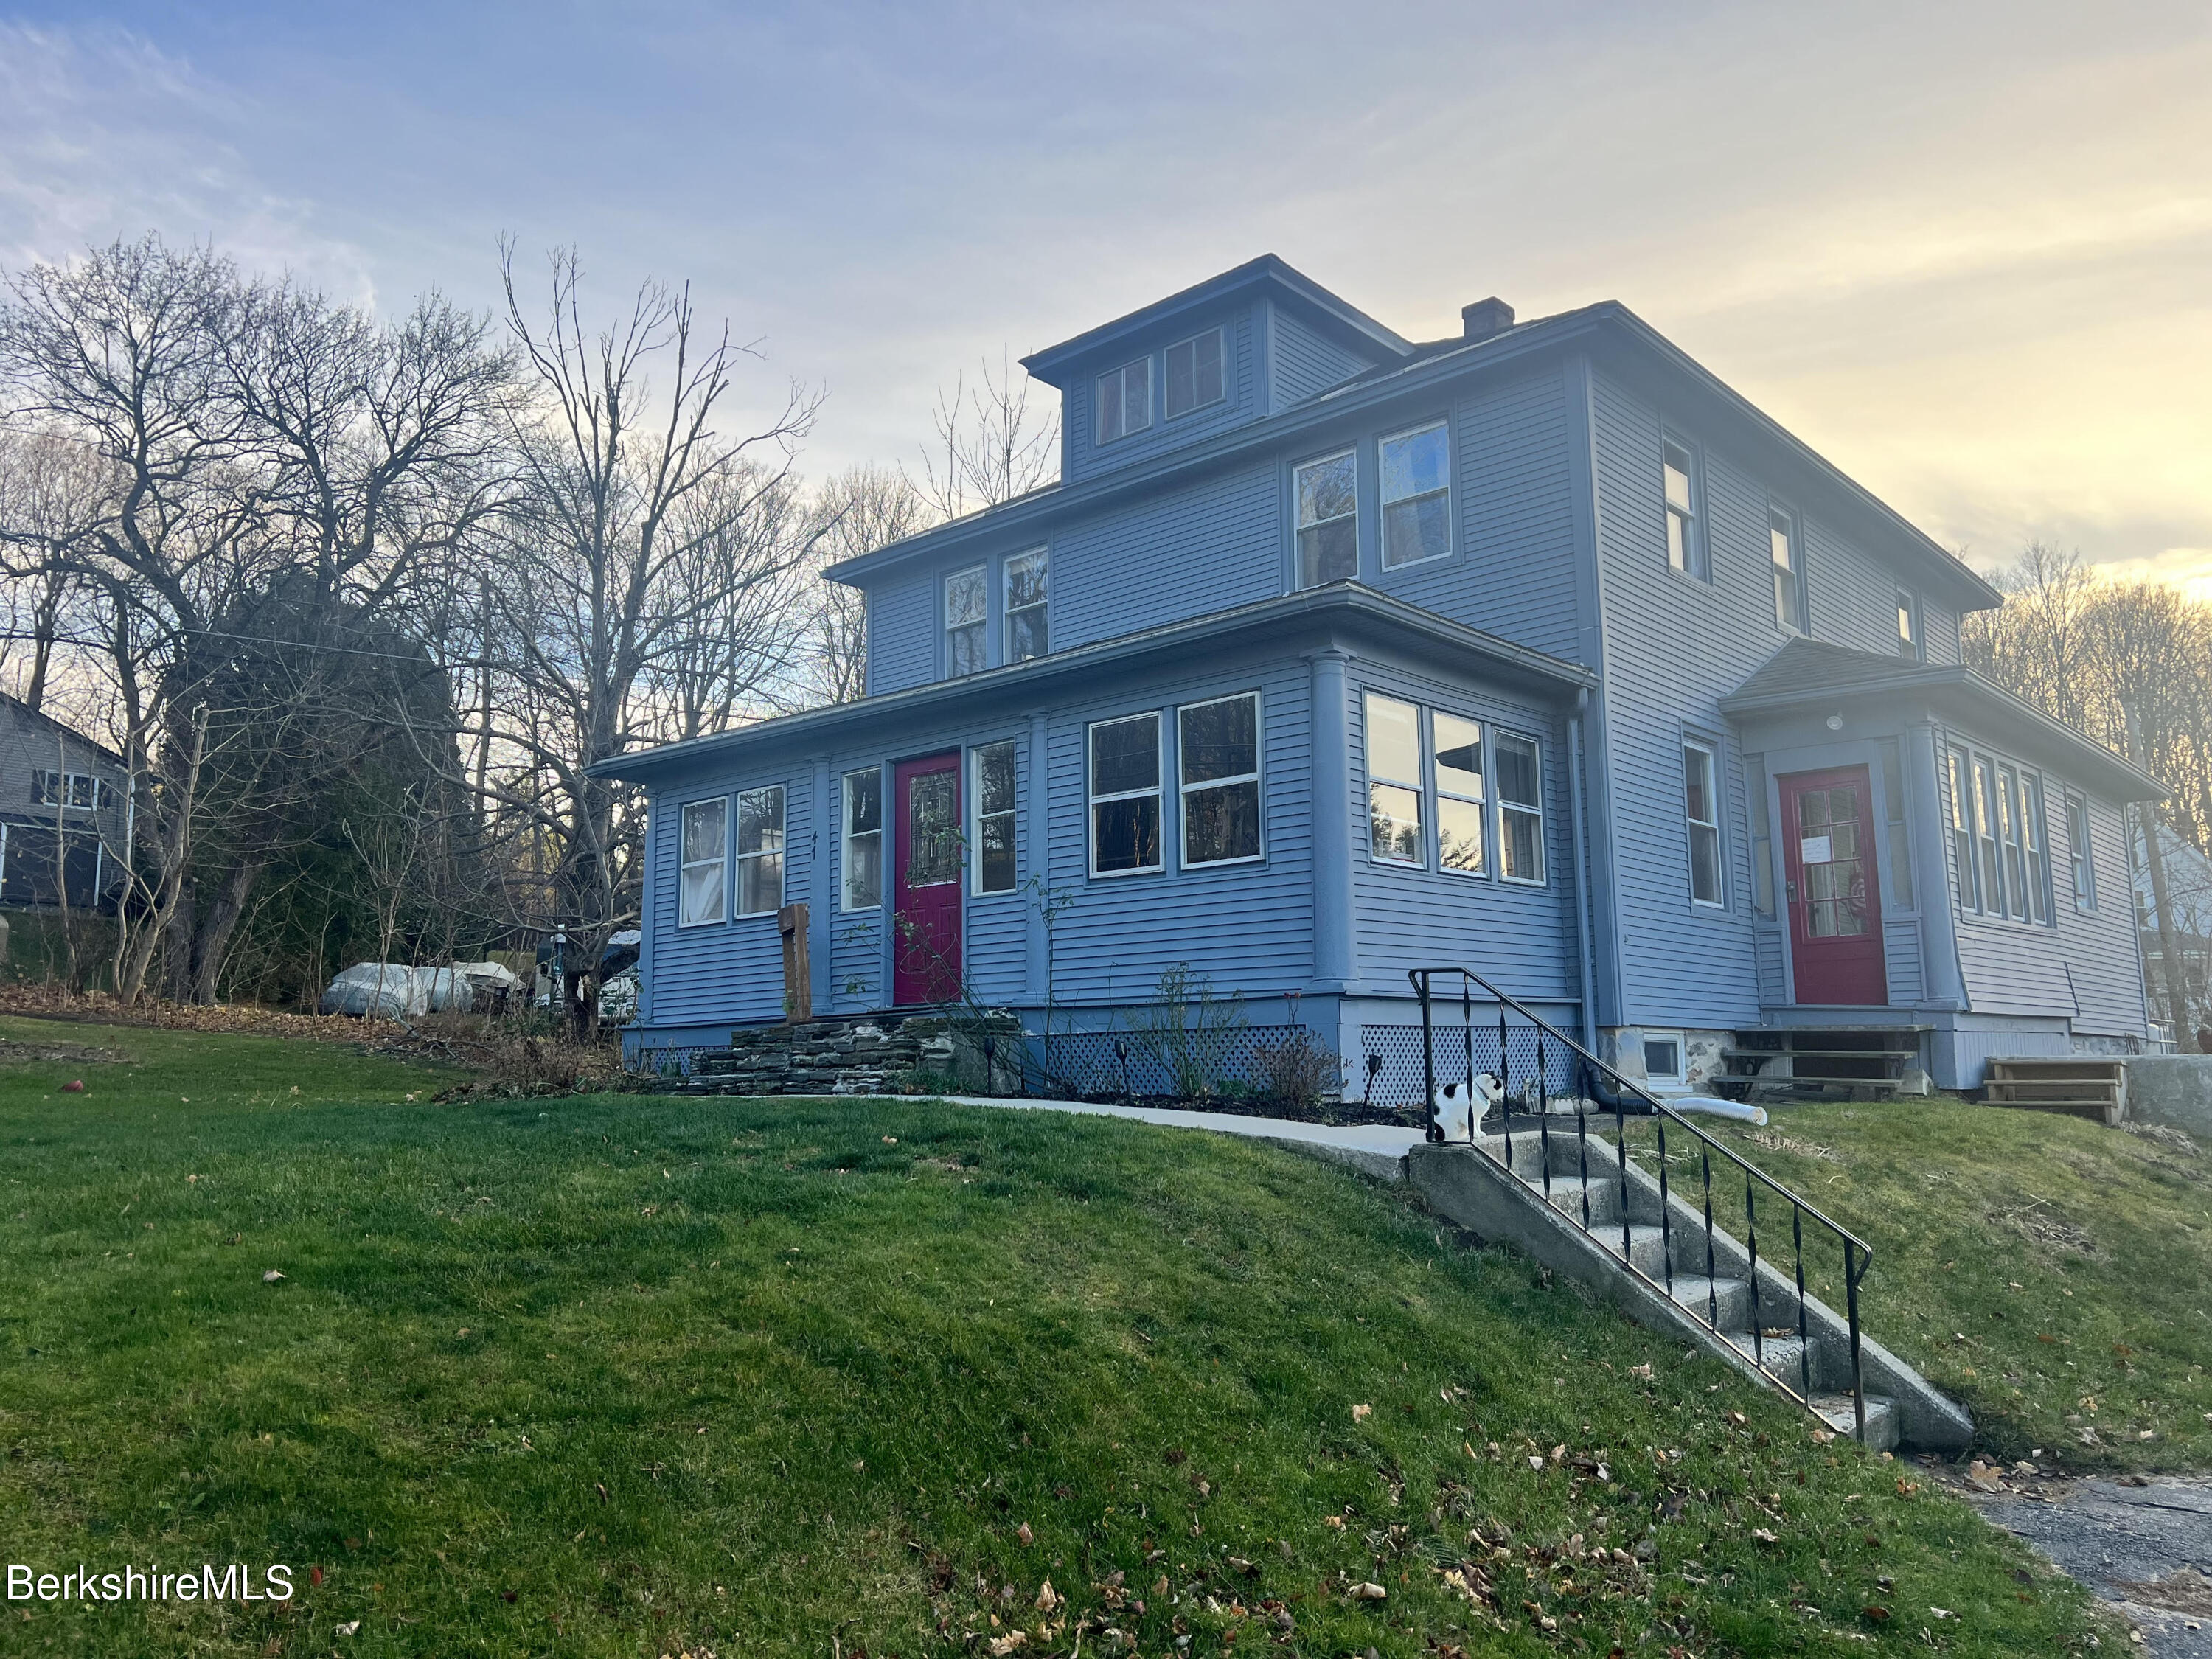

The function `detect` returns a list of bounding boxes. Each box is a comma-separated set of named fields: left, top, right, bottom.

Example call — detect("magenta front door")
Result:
left=892, top=752, right=963, bottom=1006
left=1781, top=765, right=1888, bottom=1006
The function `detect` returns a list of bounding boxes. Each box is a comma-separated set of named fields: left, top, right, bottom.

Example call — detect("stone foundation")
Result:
left=652, top=1012, right=1026, bottom=1097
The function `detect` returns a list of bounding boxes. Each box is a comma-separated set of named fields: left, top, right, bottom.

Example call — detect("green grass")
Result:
left=1677, top=1096, right=2212, bottom=1472
left=0, top=1018, right=2101, bottom=1657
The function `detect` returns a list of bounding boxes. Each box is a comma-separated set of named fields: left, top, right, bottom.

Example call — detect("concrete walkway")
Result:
left=936, top=1093, right=1424, bottom=1181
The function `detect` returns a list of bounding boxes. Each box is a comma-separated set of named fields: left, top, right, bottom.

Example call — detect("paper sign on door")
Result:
left=1800, top=835, right=1833, bottom=865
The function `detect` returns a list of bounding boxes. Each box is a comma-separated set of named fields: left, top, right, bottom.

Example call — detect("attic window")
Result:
left=1164, top=329, right=1225, bottom=420
left=1096, top=358, right=1152, bottom=444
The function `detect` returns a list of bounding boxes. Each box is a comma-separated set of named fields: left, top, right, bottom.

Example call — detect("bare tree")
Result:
left=801, top=464, right=928, bottom=706
left=917, top=347, right=1057, bottom=522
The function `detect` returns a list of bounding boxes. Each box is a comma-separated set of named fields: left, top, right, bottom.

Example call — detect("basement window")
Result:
left=1643, top=1034, right=1684, bottom=1085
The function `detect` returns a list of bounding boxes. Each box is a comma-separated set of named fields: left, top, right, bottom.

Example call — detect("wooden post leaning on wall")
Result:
left=778, top=902, right=812, bottom=1023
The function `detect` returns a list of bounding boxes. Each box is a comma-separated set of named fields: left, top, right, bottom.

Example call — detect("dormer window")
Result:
left=1096, top=358, right=1152, bottom=444
left=1164, top=329, right=1225, bottom=420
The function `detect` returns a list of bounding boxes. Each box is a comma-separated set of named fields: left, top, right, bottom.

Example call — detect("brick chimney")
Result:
left=1461, top=297, right=1515, bottom=342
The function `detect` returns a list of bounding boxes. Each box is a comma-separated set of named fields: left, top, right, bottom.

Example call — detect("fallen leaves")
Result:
left=1015, top=1522, right=1033, bottom=1546
left=1348, top=1581, right=1387, bottom=1600
left=335, top=1619, right=361, bottom=1636
left=262, top=1269, right=286, bottom=1284
left=1351, top=1403, right=1372, bottom=1422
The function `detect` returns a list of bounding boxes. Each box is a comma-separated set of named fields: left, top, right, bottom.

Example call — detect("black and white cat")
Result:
left=1431, top=1071, right=1504, bottom=1141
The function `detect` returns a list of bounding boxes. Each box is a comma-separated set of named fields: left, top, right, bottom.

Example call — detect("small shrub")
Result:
left=1251, top=1029, right=1343, bottom=1111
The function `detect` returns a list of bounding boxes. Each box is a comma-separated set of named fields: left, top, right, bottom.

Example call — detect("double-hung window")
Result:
left=1947, top=748, right=1981, bottom=911
left=735, top=786, right=785, bottom=917
left=1004, top=550, right=1048, bottom=663
left=1364, top=693, right=1424, bottom=865
left=1971, top=756, right=2003, bottom=917
left=2021, top=773, right=2048, bottom=922
left=841, top=770, right=883, bottom=911
left=1683, top=740, right=1722, bottom=906
left=1663, top=438, right=1702, bottom=578
left=945, top=566, right=987, bottom=677
left=1096, top=358, right=1151, bottom=444
left=1164, top=329, right=1225, bottom=419
left=1088, top=713, right=1162, bottom=876
left=1179, top=693, right=1262, bottom=866
left=1295, top=451, right=1357, bottom=587
left=1896, top=591, right=1920, bottom=658
left=1997, top=765, right=2029, bottom=918
left=678, top=798, right=728, bottom=928
left=974, top=741, right=1018, bottom=893
left=1433, top=713, right=1485, bottom=875
left=1380, top=421, right=1450, bottom=568
left=2066, top=793, right=2096, bottom=908
left=1497, top=734, right=1545, bottom=883
left=1770, top=506, right=1805, bottom=632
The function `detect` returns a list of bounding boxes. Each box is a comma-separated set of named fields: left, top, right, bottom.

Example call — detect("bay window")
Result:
left=1179, top=692, right=1262, bottom=866
left=1433, top=712, right=1485, bottom=875
left=1498, top=733, right=1545, bottom=883
left=1364, top=693, right=1423, bottom=865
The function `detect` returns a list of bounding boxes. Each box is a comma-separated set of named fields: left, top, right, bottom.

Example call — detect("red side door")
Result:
left=892, top=752, right=963, bottom=1006
left=1780, top=765, right=1887, bottom=1006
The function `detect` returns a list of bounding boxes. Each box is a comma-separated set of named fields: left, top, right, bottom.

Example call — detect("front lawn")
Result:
left=0, top=1017, right=2099, bottom=1656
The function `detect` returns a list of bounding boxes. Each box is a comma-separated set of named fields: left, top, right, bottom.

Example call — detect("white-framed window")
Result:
left=1971, top=755, right=2003, bottom=917
left=33, top=770, right=104, bottom=810
left=1096, top=357, right=1152, bottom=444
left=2022, top=772, right=2048, bottom=922
left=945, top=565, right=987, bottom=677
left=1947, top=748, right=1981, bottom=913
left=1179, top=692, right=1262, bottom=868
left=1295, top=450, right=1357, bottom=588
left=841, top=769, right=883, bottom=911
left=735, top=786, right=785, bottom=917
left=1642, top=1033, right=1685, bottom=1085
left=1663, top=437, right=1703, bottom=579
left=2066, top=793, right=2096, bottom=910
left=1770, top=505, right=1804, bottom=632
left=1896, top=590, right=1920, bottom=658
left=1088, top=712, right=1162, bottom=877
left=1497, top=732, right=1545, bottom=883
left=974, top=740, right=1018, bottom=894
left=1683, top=740, right=1723, bottom=906
left=1164, top=328, right=1225, bottom=420
left=1997, top=763, right=2030, bottom=919
left=1004, top=550, right=1047, bottom=664
left=1433, top=712, right=1486, bottom=876
left=1380, top=420, right=1451, bottom=568
left=1363, top=692, right=1424, bottom=865
left=678, top=797, right=728, bottom=928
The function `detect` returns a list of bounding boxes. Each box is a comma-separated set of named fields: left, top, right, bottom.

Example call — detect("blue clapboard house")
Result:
left=597, top=257, right=2159, bottom=1096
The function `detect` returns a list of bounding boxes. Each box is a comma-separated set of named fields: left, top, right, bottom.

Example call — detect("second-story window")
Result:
left=1004, top=549, right=1048, bottom=663
left=1896, top=590, right=1920, bottom=658
left=1295, top=451, right=1357, bottom=588
left=945, top=565, right=986, bottom=677
left=974, top=741, right=1018, bottom=893
left=1770, top=507, right=1805, bottom=632
left=1380, top=421, right=1450, bottom=568
left=1164, top=328, right=1225, bottom=419
left=35, top=771, right=103, bottom=810
left=1683, top=740, right=1722, bottom=905
left=1096, top=357, right=1152, bottom=444
left=1663, top=438, right=1703, bottom=579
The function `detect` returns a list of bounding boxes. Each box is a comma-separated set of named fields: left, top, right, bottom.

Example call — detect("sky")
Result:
left=2, top=0, right=2208, bottom=588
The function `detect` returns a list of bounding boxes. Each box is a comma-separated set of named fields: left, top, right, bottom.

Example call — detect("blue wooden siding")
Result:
left=648, top=769, right=813, bottom=1028
left=1343, top=656, right=1581, bottom=1001
left=1064, top=307, right=1257, bottom=485
left=1048, top=460, right=1281, bottom=651
left=866, top=565, right=936, bottom=695
left=1367, top=371, right=1585, bottom=662
left=1272, top=310, right=1374, bottom=406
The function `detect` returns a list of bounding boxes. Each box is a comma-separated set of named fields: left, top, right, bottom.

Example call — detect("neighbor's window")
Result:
left=33, top=770, right=102, bottom=810
left=735, top=786, right=785, bottom=917
left=1380, top=420, right=1451, bottom=568
left=1088, top=712, right=1163, bottom=876
left=2066, top=793, right=2096, bottom=909
left=1643, top=1035, right=1684, bottom=1083
left=1663, top=437, right=1702, bottom=578
left=1683, top=740, right=1722, bottom=906
left=841, top=769, right=883, bottom=911
left=1878, top=739, right=1914, bottom=911
left=974, top=741, right=1018, bottom=894
left=1004, top=549, right=1048, bottom=663
left=1433, top=712, right=1486, bottom=876
left=1497, top=733, right=1545, bottom=883
left=1947, top=748, right=1981, bottom=912
left=1364, top=693, right=1424, bottom=866
left=945, top=565, right=987, bottom=676
left=1164, top=328, right=1225, bottom=419
left=1180, top=692, right=1262, bottom=867
left=1096, top=357, right=1152, bottom=444
left=1295, top=450, right=1358, bottom=587
left=1896, top=591, right=1920, bottom=658
left=678, top=797, right=728, bottom=928
left=1770, top=506, right=1804, bottom=632
left=1971, top=756, right=2003, bottom=918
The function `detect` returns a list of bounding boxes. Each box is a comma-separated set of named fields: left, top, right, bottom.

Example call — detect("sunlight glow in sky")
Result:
left=1, top=1, right=2206, bottom=582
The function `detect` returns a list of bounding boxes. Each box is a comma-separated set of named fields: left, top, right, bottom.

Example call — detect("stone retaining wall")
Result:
left=655, top=1012, right=1024, bottom=1097
left=2123, top=1055, right=2212, bottom=1138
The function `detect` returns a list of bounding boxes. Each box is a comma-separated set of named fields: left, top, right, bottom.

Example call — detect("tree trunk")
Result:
left=187, top=858, right=264, bottom=1005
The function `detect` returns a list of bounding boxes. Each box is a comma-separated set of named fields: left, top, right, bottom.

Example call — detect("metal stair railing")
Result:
left=1411, top=966, right=1874, bottom=1444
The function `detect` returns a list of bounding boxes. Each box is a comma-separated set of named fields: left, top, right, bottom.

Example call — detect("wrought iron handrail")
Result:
left=1410, top=966, right=1873, bottom=1443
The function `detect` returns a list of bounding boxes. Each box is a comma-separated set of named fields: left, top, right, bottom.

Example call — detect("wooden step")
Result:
left=1987, top=1080, right=2118, bottom=1104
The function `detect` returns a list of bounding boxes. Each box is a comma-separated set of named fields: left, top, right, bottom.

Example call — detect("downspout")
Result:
left=1570, top=691, right=1597, bottom=1049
